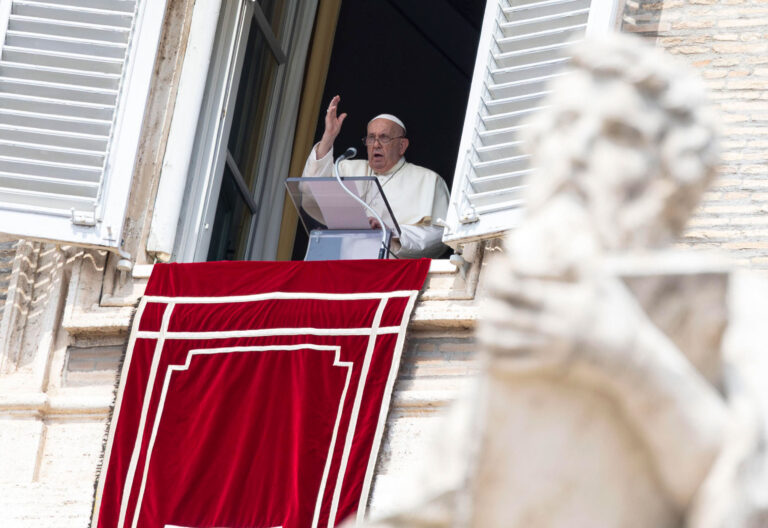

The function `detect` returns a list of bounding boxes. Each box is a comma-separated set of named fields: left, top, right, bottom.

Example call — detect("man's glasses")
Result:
left=362, top=135, right=405, bottom=146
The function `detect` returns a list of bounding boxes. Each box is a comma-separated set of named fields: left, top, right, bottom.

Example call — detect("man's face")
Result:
left=366, top=118, right=409, bottom=173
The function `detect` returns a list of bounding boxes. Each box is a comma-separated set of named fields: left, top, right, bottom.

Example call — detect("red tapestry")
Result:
left=93, top=259, right=430, bottom=528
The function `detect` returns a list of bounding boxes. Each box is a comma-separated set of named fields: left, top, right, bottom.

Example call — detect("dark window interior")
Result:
left=292, top=0, right=485, bottom=260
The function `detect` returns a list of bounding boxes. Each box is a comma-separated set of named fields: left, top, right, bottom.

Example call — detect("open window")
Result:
left=286, top=0, right=486, bottom=260
left=161, top=0, right=623, bottom=263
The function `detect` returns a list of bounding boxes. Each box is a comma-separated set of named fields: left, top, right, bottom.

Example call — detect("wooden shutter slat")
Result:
left=475, top=140, right=524, bottom=162
left=493, top=41, right=573, bottom=69
left=478, top=124, right=528, bottom=145
left=0, top=172, right=100, bottom=196
left=472, top=175, right=530, bottom=193
left=4, top=45, right=124, bottom=69
left=467, top=191, right=525, bottom=212
left=0, top=157, right=102, bottom=179
left=496, top=24, right=588, bottom=53
left=0, top=62, right=120, bottom=89
left=0, top=125, right=108, bottom=151
left=0, top=187, right=95, bottom=211
left=8, top=16, right=130, bottom=43
left=30, top=0, right=136, bottom=12
left=6, top=32, right=126, bottom=58
left=13, top=2, right=134, bottom=27
left=0, top=109, right=111, bottom=135
left=500, top=9, right=590, bottom=35
left=3, top=46, right=123, bottom=74
left=470, top=172, right=531, bottom=194
left=503, top=0, right=590, bottom=17
left=0, top=77, right=117, bottom=104
left=480, top=105, right=545, bottom=131
left=0, top=141, right=104, bottom=166
left=490, top=57, right=568, bottom=84
left=488, top=77, right=559, bottom=101
left=471, top=154, right=531, bottom=177
left=0, top=93, right=114, bottom=120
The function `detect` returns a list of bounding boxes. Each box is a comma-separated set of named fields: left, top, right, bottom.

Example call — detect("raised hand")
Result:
left=316, top=95, right=347, bottom=158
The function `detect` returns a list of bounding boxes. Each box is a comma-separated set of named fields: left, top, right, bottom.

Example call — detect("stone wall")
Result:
left=624, top=0, right=768, bottom=270
left=0, top=244, right=113, bottom=528
left=0, top=419, right=107, bottom=528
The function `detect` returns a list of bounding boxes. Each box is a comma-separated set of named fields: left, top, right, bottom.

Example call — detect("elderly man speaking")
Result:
left=302, top=95, right=450, bottom=258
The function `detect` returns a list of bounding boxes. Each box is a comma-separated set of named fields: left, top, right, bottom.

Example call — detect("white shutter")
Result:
left=443, top=0, right=623, bottom=247
left=0, top=0, right=167, bottom=248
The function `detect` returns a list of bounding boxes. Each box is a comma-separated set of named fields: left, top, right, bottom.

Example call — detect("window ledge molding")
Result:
left=0, top=391, right=113, bottom=420
left=409, top=300, right=479, bottom=330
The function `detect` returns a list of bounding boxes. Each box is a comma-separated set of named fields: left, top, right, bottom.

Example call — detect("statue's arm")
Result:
left=481, top=271, right=727, bottom=509
left=687, top=271, right=768, bottom=527
left=590, top=311, right=727, bottom=509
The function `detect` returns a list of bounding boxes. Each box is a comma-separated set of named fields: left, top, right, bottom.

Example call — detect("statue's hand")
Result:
left=481, top=261, right=730, bottom=510
left=480, top=264, right=646, bottom=375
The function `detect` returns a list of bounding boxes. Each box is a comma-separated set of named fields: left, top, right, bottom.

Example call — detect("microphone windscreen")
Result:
left=344, top=147, right=357, bottom=159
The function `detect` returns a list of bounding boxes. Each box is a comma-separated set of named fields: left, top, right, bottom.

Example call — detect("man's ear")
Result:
left=399, top=137, right=409, bottom=156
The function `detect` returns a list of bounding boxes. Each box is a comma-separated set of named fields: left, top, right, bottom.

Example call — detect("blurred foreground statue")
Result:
left=361, top=33, right=768, bottom=528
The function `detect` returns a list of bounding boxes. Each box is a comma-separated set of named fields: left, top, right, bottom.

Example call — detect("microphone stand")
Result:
left=334, top=148, right=389, bottom=259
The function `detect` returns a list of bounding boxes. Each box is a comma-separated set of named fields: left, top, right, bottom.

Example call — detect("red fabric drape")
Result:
left=95, top=259, right=430, bottom=528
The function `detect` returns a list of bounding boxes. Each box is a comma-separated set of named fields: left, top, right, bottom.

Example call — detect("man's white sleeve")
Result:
left=394, top=172, right=449, bottom=258
left=396, top=224, right=446, bottom=259
left=302, top=143, right=333, bottom=177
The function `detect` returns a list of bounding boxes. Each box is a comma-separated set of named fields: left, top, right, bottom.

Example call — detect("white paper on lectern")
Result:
left=311, top=180, right=371, bottom=229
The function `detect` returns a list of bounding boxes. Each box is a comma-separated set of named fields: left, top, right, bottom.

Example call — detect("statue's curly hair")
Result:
left=522, top=33, right=719, bottom=240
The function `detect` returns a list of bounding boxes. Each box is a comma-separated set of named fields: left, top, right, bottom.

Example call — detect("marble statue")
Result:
left=360, top=33, right=768, bottom=528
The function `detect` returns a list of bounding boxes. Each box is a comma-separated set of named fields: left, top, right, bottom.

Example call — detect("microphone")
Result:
left=332, top=146, right=389, bottom=259
left=336, top=147, right=357, bottom=163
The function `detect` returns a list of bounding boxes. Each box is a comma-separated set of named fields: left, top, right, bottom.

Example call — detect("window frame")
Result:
left=172, top=0, right=317, bottom=263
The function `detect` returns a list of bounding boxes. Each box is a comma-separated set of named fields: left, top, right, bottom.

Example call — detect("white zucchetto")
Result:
left=368, top=114, right=406, bottom=134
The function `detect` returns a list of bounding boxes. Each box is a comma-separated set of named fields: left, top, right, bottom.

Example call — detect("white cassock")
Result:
left=302, top=144, right=450, bottom=258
